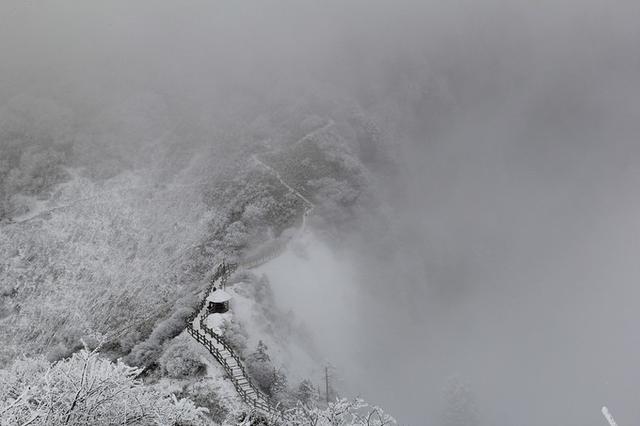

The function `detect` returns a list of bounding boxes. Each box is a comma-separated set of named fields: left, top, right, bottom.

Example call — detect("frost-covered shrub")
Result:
left=286, top=398, right=396, bottom=426
left=0, top=348, right=208, bottom=425
left=220, top=318, right=249, bottom=356
left=159, top=341, right=205, bottom=379
left=223, top=220, right=249, bottom=250
left=119, top=329, right=143, bottom=353
left=185, top=381, right=230, bottom=424
left=125, top=339, right=164, bottom=368
left=125, top=295, right=199, bottom=367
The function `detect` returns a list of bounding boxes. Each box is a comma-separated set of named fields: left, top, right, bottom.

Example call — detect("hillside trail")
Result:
left=242, top=119, right=334, bottom=267
left=186, top=263, right=283, bottom=420
left=188, top=120, right=335, bottom=420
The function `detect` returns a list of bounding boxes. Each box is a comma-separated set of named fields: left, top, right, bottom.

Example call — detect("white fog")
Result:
left=1, top=1, right=639, bottom=425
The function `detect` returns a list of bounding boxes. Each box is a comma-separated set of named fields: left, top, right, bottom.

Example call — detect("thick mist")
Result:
left=348, top=3, right=640, bottom=425
left=2, top=1, right=640, bottom=425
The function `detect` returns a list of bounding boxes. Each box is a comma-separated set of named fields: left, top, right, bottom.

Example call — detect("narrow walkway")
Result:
left=242, top=120, right=332, bottom=268
left=188, top=121, right=334, bottom=419
left=186, top=263, right=289, bottom=421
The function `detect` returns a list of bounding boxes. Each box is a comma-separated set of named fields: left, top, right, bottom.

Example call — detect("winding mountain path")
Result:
left=186, top=263, right=285, bottom=420
left=187, top=121, right=334, bottom=420
left=187, top=262, right=286, bottom=420
left=241, top=120, right=333, bottom=268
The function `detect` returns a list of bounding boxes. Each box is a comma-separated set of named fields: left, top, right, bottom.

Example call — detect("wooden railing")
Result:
left=186, top=127, right=327, bottom=420
left=186, top=261, right=236, bottom=323
left=186, top=261, right=290, bottom=420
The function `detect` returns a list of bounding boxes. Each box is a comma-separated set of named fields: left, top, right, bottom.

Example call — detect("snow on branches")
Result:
left=0, top=347, right=208, bottom=425
left=285, top=397, right=397, bottom=426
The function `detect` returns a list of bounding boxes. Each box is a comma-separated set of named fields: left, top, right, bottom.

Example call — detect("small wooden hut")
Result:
left=206, top=289, right=231, bottom=314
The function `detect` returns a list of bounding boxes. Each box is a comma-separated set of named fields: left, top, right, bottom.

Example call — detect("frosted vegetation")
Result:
left=0, top=346, right=209, bottom=425
left=0, top=88, right=380, bottom=359
left=5, top=0, right=630, bottom=423
left=0, top=86, right=397, bottom=424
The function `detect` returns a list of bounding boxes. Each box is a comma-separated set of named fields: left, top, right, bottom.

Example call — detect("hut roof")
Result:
left=206, top=289, right=232, bottom=303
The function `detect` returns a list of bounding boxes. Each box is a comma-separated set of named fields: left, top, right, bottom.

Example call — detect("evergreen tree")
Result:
left=295, top=379, right=321, bottom=406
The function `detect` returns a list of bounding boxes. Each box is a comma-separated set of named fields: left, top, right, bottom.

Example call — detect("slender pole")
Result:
left=325, top=365, right=329, bottom=404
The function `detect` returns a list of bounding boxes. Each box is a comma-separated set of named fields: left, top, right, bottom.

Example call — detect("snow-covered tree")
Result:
left=220, top=317, right=249, bottom=356
left=0, top=347, right=208, bottom=425
left=249, top=340, right=271, bottom=363
left=286, top=397, right=396, bottom=426
left=246, top=341, right=278, bottom=395
left=295, top=379, right=321, bottom=406
left=159, top=340, right=205, bottom=379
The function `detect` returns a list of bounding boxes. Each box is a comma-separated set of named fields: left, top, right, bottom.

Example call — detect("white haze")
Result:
left=2, top=1, right=640, bottom=425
